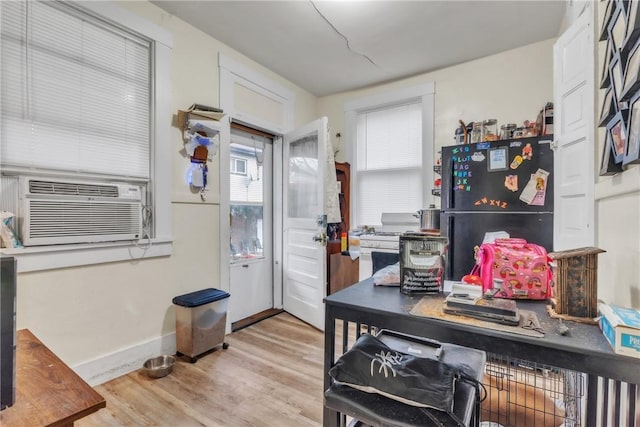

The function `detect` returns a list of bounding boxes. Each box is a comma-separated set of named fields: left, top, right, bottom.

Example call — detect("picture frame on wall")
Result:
left=624, top=0, right=640, bottom=46
left=600, top=126, right=624, bottom=175
left=610, top=52, right=625, bottom=101
left=609, top=4, right=628, bottom=52
left=619, top=0, right=631, bottom=14
left=623, top=91, right=640, bottom=165
left=599, top=88, right=616, bottom=126
left=600, top=0, right=614, bottom=42
left=621, top=37, right=640, bottom=100
left=600, top=39, right=612, bottom=89
left=606, top=111, right=628, bottom=164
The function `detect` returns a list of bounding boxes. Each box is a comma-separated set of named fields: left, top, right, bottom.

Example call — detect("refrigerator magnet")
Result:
left=487, top=146, right=508, bottom=171
left=504, top=175, right=518, bottom=192
left=510, top=155, right=524, bottom=170
left=519, top=168, right=550, bottom=205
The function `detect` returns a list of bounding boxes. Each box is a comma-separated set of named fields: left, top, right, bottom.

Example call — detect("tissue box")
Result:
left=598, top=302, right=640, bottom=359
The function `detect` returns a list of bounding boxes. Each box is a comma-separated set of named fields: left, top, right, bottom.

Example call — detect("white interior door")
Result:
left=228, top=129, right=273, bottom=323
left=282, top=117, right=328, bottom=330
left=553, top=5, right=595, bottom=250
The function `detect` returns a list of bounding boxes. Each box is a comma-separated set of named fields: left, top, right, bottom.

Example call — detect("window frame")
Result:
left=230, top=157, right=248, bottom=176
left=0, top=1, right=174, bottom=273
left=344, top=83, right=435, bottom=228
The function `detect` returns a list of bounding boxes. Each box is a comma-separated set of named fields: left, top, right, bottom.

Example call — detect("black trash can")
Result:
left=172, top=288, right=230, bottom=362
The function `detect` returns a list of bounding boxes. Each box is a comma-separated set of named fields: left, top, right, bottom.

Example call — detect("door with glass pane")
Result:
left=282, top=117, right=327, bottom=331
left=229, top=130, right=273, bottom=323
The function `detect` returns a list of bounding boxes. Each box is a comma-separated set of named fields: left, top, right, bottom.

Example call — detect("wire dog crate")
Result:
left=329, top=319, right=640, bottom=427
left=481, top=353, right=583, bottom=427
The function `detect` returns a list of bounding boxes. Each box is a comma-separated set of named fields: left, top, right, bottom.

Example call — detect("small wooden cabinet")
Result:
left=328, top=253, right=359, bottom=294
left=327, top=162, right=358, bottom=294
left=335, top=162, right=350, bottom=238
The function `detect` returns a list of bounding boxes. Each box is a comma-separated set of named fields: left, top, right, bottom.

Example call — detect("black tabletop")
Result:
left=324, top=279, right=640, bottom=384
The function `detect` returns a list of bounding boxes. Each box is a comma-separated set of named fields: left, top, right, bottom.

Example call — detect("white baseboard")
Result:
left=73, top=332, right=177, bottom=386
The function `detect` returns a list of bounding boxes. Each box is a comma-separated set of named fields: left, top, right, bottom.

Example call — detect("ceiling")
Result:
left=151, top=1, right=566, bottom=97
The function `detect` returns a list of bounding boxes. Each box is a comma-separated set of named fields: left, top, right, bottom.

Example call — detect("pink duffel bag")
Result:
left=473, top=238, right=553, bottom=300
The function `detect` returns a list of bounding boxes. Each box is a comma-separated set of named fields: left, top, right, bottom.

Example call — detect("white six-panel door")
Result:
left=553, top=5, right=595, bottom=250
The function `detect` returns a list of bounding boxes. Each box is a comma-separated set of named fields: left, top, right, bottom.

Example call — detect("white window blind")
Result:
left=356, top=101, right=423, bottom=226
left=1, top=0, right=151, bottom=179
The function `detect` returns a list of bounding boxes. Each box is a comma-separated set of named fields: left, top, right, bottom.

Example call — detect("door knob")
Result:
left=313, top=232, right=327, bottom=246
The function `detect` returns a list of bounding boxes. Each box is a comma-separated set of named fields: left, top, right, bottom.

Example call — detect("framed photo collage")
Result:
left=599, top=0, right=640, bottom=175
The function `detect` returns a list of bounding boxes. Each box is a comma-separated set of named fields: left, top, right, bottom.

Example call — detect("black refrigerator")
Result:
left=440, top=136, right=554, bottom=281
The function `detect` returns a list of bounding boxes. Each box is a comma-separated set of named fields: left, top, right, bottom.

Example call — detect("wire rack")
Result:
left=481, top=353, right=583, bottom=427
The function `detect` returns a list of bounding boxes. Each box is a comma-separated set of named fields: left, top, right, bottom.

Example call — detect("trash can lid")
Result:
left=172, top=288, right=230, bottom=307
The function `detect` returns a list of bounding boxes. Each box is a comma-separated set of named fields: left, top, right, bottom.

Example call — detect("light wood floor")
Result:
left=77, top=313, right=324, bottom=427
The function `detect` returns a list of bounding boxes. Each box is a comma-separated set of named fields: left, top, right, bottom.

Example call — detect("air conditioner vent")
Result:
left=29, top=180, right=120, bottom=198
left=20, top=177, right=143, bottom=246
left=28, top=201, right=141, bottom=239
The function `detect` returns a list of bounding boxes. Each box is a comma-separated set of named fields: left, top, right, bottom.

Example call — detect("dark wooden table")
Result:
left=323, top=279, right=640, bottom=427
left=0, top=329, right=106, bottom=427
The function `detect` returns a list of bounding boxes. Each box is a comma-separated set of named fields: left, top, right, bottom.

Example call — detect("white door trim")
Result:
left=219, top=53, right=295, bottom=134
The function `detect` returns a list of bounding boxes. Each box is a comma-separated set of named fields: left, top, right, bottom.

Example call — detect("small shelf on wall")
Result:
left=327, top=162, right=358, bottom=295
left=332, top=162, right=351, bottom=242
left=432, top=158, right=442, bottom=199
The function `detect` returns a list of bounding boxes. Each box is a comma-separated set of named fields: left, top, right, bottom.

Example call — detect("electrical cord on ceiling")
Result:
left=309, top=0, right=377, bottom=67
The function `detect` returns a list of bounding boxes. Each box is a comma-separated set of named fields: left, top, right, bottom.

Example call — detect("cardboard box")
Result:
left=598, top=302, right=640, bottom=359
left=177, top=109, right=225, bottom=130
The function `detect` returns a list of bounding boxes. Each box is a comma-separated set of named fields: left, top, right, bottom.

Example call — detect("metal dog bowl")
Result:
left=143, top=355, right=175, bottom=378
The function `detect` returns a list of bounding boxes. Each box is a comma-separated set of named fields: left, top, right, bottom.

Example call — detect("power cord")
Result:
left=132, top=204, right=153, bottom=251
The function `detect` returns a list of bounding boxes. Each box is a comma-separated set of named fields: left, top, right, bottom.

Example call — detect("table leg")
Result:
left=324, top=307, right=338, bottom=427
left=586, top=374, right=598, bottom=427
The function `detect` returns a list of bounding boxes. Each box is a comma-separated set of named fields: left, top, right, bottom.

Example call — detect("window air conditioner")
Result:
left=20, top=177, right=143, bottom=246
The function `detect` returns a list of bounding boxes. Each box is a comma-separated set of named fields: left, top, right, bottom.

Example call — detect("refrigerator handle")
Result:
left=444, top=213, right=454, bottom=280
left=441, top=155, right=455, bottom=210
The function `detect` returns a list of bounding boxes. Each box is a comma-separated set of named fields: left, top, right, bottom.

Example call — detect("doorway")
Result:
left=226, top=124, right=277, bottom=327
left=220, top=118, right=330, bottom=332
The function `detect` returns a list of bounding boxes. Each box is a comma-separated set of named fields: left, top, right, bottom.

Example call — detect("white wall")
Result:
left=318, top=39, right=555, bottom=217
left=14, top=0, right=317, bottom=385
left=592, top=0, right=640, bottom=308
left=318, top=38, right=555, bottom=161
left=594, top=88, right=640, bottom=307
left=595, top=182, right=640, bottom=307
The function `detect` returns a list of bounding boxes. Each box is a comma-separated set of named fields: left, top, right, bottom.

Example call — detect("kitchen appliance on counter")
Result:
left=440, top=135, right=554, bottom=281
left=357, top=213, right=420, bottom=281
left=399, top=233, right=448, bottom=294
